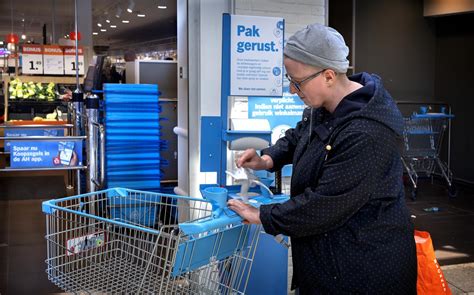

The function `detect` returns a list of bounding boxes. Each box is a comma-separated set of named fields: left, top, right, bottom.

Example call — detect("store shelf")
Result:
left=0, top=166, right=87, bottom=172
left=3, top=75, right=83, bottom=121
left=0, top=122, right=72, bottom=128
left=7, top=100, right=66, bottom=120
left=9, top=75, right=84, bottom=84
left=8, top=99, right=65, bottom=109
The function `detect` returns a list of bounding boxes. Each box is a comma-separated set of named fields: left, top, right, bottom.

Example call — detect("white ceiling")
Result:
left=0, top=0, right=177, bottom=52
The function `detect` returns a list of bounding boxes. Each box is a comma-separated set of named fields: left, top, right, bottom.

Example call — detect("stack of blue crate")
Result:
left=104, top=84, right=167, bottom=192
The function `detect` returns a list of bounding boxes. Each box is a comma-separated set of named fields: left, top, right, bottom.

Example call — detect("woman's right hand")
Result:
left=236, top=148, right=273, bottom=170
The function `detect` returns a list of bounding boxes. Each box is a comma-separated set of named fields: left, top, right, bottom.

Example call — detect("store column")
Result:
left=187, top=0, right=231, bottom=198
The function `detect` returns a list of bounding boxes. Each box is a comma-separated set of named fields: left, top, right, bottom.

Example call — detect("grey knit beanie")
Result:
left=284, top=23, right=349, bottom=73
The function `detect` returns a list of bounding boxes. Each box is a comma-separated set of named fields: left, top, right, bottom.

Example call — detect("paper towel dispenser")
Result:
left=226, top=118, right=271, bottom=150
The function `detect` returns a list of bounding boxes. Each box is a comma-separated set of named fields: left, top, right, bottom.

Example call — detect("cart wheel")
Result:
left=448, top=184, right=458, bottom=198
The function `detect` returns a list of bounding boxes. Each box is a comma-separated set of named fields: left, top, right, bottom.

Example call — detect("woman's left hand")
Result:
left=227, top=199, right=262, bottom=224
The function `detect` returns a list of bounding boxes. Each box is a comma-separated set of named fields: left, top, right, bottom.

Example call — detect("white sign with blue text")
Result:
left=230, top=15, right=284, bottom=96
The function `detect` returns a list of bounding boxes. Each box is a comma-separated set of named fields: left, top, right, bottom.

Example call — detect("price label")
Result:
left=22, top=45, right=44, bottom=74
left=7, top=53, right=18, bottom=67
left=7, top=56, right=16, bottom=67
left=43, top=45, right=64, bottom=75
left=63, top=46, right=84, bottom=75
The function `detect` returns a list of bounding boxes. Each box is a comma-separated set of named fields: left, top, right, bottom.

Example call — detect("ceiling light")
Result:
left=157, top=5, right=167, bottom=9
left=0, top=41, right=4, bottom=45
left=110, top=25, right=117, bottom=28
left=21, top=34, right=26, bottom=40
left=115, top=7, right=122, bottom=18
left=122, top=20, right=130, bottom=23
left=127, top=0, right=135, bottom=13
left=137, top=13, right=146, bottom=17
left=106, top=19, right=110, bottom=23
left=93, top=32, right=98, bottom=35
left=97, top=22, right=102, bottom=27
left=100, top=29, right=107, bottom=32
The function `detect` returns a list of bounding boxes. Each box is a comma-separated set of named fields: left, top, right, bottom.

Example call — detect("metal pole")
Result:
left=74, top=0, right=80, bottom=89
left=73, top=0, right=84, bottom=194
left=86, top=94, right=99, bottom=193
left=52, top=0, right=56, bottom=43
left=448, top=105, right=452, bottom=170
left=72, top=91, right=84, bottom=195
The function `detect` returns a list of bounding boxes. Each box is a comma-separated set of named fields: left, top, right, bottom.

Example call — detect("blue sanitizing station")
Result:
left=198, top=13, right=290, bottom=294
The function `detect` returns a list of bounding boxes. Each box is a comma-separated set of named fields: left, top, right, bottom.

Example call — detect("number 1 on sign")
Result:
left=71, top=61, right=83, bottom=71
left=64, top=55, right=84, bottom=75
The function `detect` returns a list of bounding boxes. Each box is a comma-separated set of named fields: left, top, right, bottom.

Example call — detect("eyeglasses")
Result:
left=285, top=69, right=326, bottom=92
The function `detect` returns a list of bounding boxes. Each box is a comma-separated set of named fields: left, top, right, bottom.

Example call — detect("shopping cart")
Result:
left=42, top=188, right=263, bottom=294
left=400, top=106, right=456, bottom=199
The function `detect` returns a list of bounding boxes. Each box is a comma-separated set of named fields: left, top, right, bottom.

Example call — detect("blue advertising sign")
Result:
left=10, top=140, right=83, bottom=168
left=5, top=128, right=65, bottom=152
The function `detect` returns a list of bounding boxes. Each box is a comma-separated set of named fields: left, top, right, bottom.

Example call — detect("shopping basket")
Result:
left=401, top=107, right=456, bottom=199
left=42, top=188, right=266, bottom=294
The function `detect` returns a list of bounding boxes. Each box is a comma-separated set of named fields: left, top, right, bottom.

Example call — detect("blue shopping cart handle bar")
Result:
left=412, top=113, right=455, bottom=119
left=178, top=194, right=289, bottom=236
left=42, top=188, right=208, bottom=235
left=179, top=210, right=243, bottom=236
left=405, top=131, right=439, bottom=135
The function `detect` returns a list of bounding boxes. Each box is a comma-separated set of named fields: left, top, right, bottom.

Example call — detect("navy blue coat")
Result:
left=260, top=73, right=417, bottom=294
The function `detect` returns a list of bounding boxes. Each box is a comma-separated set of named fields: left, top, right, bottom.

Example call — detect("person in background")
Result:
left=109, top=65, right=122, bottom=83
left=228, top=23, right=417, bottom=294
left=121, top=68, right=126, bottom=84
left=59, top=88, right=72, bottom=101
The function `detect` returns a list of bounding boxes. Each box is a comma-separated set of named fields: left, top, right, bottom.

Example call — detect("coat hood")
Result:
left=334, top=72, right=404, bottom=136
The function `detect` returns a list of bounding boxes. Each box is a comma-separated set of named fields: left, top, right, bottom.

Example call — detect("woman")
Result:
left=228, top=23, right=417, bottom=294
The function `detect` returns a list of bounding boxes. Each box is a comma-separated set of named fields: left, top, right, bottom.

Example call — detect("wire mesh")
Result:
left=44, top=189, right=261, bottom=294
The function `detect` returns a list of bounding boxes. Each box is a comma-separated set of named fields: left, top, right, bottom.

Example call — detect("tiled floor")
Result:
left=0, top=177, right=473, bottom=294
left=407, top=181, right=474, bottom=266
left=406, top=180, right=474, bottom=294
left=442, top=263, right=474, bottom=294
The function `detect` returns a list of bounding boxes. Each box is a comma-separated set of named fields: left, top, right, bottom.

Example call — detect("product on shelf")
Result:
left=8, top=78, right=57, bottom=101
left=31, top=108, right=63, bottom=122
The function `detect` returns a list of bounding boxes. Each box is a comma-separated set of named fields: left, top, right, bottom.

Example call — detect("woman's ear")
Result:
left=324, top=69, right=337, bottom=86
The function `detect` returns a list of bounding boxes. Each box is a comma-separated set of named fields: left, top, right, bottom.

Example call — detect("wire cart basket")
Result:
left=42, top=188, right=263, bottom=294
left=400, top=106, right=455, bottom=199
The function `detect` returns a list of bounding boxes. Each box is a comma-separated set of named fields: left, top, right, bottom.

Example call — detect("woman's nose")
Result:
left=289, top=83, right=297, bottom=94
